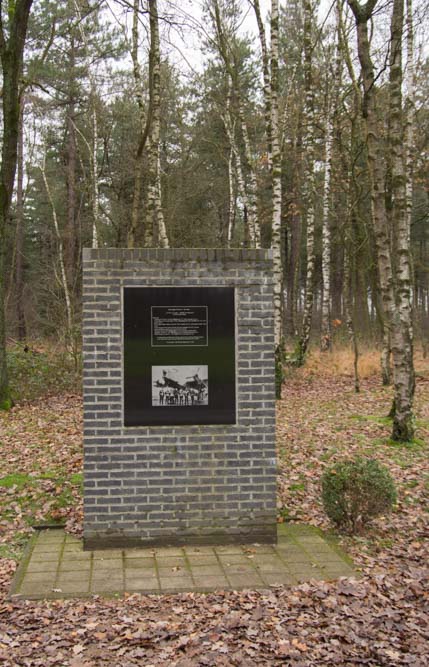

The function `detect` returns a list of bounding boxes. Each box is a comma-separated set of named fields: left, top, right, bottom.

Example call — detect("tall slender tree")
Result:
left=0, top=0, right=34, bottom=408
left=347, top=0, right=415, bottom=441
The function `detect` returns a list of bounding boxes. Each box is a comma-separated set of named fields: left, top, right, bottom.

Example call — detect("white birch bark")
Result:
left=145, top=0, right=169, bottom=248
left=404, top=0, right=415, bottom=243
left=222, top=90, right=254, bottom=245
left=227, top=145, right=235, bottom=247
left=270, top=0, right=283, bottom=348
left=298, top=0, right=316, bottom=361
left=388, top=0, right=415, bottom=441
left=211, top=0, right=260, bottom=247
left=320, top=109, right=333, bottom=351
left=348, top=0, right=415, bottom=441
left=40, top=156, right=73, bottom=341
left=251, top=0, right=272, bottom=168
left=237, top=102, right=261, bottom=247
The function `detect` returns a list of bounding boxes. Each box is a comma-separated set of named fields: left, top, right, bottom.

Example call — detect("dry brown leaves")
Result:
left=0, top=356, right=428, bottom=666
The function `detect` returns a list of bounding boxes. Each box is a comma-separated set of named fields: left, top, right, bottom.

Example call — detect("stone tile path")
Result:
left=10, top=524, right=356, bottom=600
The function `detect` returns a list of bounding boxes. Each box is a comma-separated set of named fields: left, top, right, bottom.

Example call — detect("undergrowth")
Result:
left=7, top=342, right=80, bottom=402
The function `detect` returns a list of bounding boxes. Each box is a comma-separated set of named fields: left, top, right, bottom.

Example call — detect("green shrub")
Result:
left=321, top=457, right=397, bottom=534
left=7, top=344, right=80, bottom=402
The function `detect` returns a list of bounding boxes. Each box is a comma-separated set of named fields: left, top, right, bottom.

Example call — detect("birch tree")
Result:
left=297, top=0, right=317, bottom=362
left=320, top=102, right=333, bottom=352
left=209, top=0, right=260, bottom=247
left=270, top=0, right=283, bottom=348
left=388, top=0, right=415, bottom=440
left=145, top=0, right=169, bottom=247
left=347, top=0, right=415, bottom=441
left=0, top=0, right=34, bottom=408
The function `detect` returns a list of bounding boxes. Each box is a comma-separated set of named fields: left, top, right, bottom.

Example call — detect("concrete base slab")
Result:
left=9, top=524, right=357, bottom=600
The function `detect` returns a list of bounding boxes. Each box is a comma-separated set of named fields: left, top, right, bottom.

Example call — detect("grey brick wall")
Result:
left=83, top=248, right=277, bottom=549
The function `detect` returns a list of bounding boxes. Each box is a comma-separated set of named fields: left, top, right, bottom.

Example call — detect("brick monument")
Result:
left=82, top=248, right=277, bottom=549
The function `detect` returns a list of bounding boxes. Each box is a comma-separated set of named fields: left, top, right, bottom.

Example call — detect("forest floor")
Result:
left=0, top=346, right=428, bottom=666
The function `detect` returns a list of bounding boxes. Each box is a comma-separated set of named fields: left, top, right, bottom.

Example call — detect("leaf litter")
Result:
left=0, top=356, right=428, bottom=665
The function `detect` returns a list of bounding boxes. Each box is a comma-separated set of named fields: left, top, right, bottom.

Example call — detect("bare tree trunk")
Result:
left=211, top=0, right=260, bottom=247
left=320, top=110, right=333, bottom=351
left=237, top=101, right=261, bottom=247
left=252, top=0, right=272, bottom=168
left=227, top=145, right=235, bottom=247
left=145, top=0, right=169, bottom=248
left=388, top=0, right=415, bottom=441
left=297, top=0, right=316, bottom=362
left=348, top=0, right=415, bottom=441
left=65, top=33, right=78, bottom=285
left=344, top=242, right=360, bottom=392
left=0, top=0, right=33, bottom=408
left=15, top=101, right=26, bottom=340
left=404, top=0, right=414, bottom=242
left=270, top=0, right=283, bottom=348
left=40, top=156, right=73, bottom=345
left=222, top=76, right=258, bottom=247
left=72, top=0, right=99, bottom=248
left=91, top=103, right=99, bottom=248
left=285, top=118, right=302, bottom=337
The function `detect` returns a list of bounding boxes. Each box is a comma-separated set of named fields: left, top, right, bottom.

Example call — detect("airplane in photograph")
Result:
left=154, top=369, right=208, bottom=396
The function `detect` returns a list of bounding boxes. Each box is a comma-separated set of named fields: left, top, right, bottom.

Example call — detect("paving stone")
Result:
left=192, top=575, right=229, bottom=589
left=93, top=549, right=123, bottom=558
left=287, top=561, right=322, bottom=575
left=57, top=576, right=90, bottom=592
left=154, top=548, right=185, bottom=557
left=37, top=531, right=64, bottom=543
left=158, top=567, right=191, bottom=578
left=217, top=553, right=249, bottom=564
left=91, top=575, right=124, bottom=593
left=243, top=545, right=276, bottom=555
left=310, top=550, right=349, bottom=563
left=59, top=560, right=92, bottom=573
left=11, top=527, right=357, bottom=599
left=296, top=536, right=329, bottom=549
left=184, top=546, right=216, bottom=556
left=19, top=582, right=56, bottom=597
left=215, top=545, right=245, bottom=555
left=55, top=580, right=90, bottom=594
left=159, top=578, right=193, bottom=592
left=190, top=564, right=224, bottom=576
left=155, top=556, right=187, bottom=568
left=24, top=572, right=57, bottom=584
left=30, top=552, right=61, bottom=564
left=93, top=558, right=123, bottom=570
left=254, top=560, right=288, bottom=573
left=186, top=555, right=219, bottom=566
left=259, top=572, right=298, bottom=586
left=31, top=545, right=62, bottom=555
left=124, top=557, right=155, bottom=569
left=222, top=562, right=257, bottom=574
left=226, top=573, right=264, bottom=588
left=125, top=577, right=159, bottom=592
left=62, top=552, right=92, bottom=562
left=125, top=569, right=158, bottom=582
left=26, top=560, right=58, bottom=573
left=126, top=549, right=155, bottom=558
left=275, top=546, right=315, bottom=562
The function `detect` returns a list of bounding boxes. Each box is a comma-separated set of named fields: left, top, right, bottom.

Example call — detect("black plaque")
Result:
left=124, top=287, right=235, bottom=426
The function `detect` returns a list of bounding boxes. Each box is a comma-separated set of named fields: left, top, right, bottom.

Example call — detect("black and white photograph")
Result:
left=152, top=366, right=208, bottom=407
